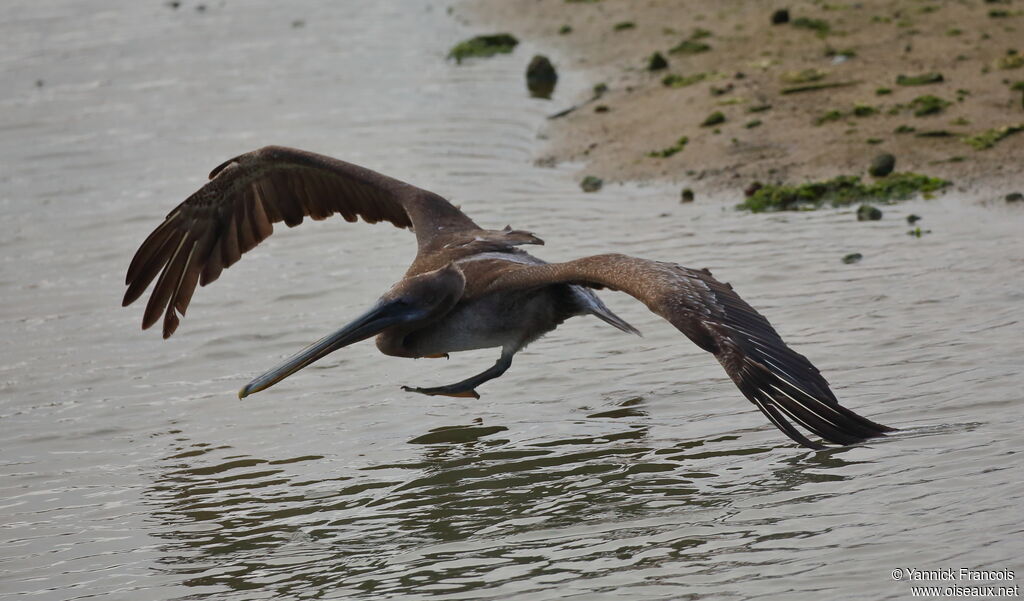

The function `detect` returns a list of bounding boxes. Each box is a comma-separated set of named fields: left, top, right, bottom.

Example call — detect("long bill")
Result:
left=237, top=300, right=421, bottom=399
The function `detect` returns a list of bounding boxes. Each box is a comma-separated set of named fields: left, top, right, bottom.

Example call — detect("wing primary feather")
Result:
left=142, top=234, right=191, bottom=330
left=125, top=216, right=178, bottom=285
left=163, top=240, right=201, bottom=338
left=122, top=231, right=179, bottom=307
left=200, top=242, right=224, bottom=286
left=746, top=385, right=825, bottom=449
left=220, top=214, right=241, bottom=267
left=173, top=231, right=215, bottom=316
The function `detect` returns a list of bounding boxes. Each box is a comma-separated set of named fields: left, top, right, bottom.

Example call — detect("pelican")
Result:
left=123, top=146, right=893, bottom=449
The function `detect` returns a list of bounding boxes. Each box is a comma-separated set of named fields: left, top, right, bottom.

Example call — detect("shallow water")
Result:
left=2, top=2, right=1023, bottom=600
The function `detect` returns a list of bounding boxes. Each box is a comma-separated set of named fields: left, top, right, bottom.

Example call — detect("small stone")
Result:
left=869, top=152, right=896, bottom=177
left=1006, top=192, right=1023, bottom=202
left=526, top=55, right=558, bottom=99
left=857, top=204, right=883, bottom=221
left=580, top=175, right=603, bottom=193
left=842, top=253, right=863, bottom=264
left=744, top=181, right=763, bottom=197
left=906, top=214, right=922, bottom=224
left=647, top=52, right=668, bottom=71
left=681, top=188, right=695, bottom=203
left=771, top=9, right=790, bottom=25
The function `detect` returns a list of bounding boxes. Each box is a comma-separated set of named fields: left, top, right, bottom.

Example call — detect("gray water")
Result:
left=2, top=2, right=1023, bottom=600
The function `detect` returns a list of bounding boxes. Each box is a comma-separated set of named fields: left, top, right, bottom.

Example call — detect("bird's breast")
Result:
left=397, top=287, right=574, bottom=357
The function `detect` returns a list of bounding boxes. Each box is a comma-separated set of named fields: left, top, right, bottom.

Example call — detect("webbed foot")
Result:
left=401, top=385, right=480, bottom=399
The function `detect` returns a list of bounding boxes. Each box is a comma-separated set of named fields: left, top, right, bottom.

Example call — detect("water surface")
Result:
left=2, top=2, right=1023, bottom=600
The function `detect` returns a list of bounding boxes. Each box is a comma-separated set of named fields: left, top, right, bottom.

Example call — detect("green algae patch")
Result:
left=738, top=173, right=951, bottom=212
left=962, top=123, right=1024, bottom=149
left=896, top=72, right=944, bottom=86
left=647, top=136, right=689, bottom=158
left=995, top=53, right=1024, bottom=70
left=814, top=109, right=845, bottom=125
left=781, top=68, right=827, bottom=84
left=781, top=80, right=857, bottom=94
left=792, top=17, right=831, bottom=36
left=910, top=94, right=951, bottom=116
left=701, top=111, right=726, bottom=127
left=669, top=39, right=711, bottom=55
left=853, top=104, right=878, bottom=117
left=448, top=34, right=519, bottom=63
left=662, top=72, right=708, bottom=87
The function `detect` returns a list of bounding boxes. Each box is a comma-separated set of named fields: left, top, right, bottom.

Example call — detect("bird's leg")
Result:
left=402, top=347, right=515, bottom=399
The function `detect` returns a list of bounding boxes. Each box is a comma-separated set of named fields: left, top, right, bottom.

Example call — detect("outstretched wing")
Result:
left=479, top=253, right=894, bottom=449
left=123, top=146, right=478, bottom=338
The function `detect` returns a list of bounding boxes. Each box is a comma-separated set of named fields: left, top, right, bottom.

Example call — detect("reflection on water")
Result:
left=147, top=425, right=867, bottom=598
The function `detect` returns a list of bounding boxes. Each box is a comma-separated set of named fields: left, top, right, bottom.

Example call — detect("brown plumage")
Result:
left=123, top=146, right=894, bottom=450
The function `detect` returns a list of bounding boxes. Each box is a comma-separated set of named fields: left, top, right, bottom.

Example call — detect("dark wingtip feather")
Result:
left=162, top=310, right=179, bottom=339
left=730, top=356, right=892, bottom=449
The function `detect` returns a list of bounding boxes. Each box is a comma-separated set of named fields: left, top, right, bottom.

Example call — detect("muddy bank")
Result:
left=457, top=0, right=1024, bottom=195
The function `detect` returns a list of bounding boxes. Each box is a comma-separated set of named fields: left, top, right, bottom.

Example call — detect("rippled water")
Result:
left=2, top=2, right=1023, bottom=600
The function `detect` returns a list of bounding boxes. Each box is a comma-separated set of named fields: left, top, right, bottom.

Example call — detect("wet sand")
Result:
left=460, top=0, right=1024, bottom=195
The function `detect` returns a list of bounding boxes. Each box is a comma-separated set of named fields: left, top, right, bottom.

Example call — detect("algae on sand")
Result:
left=962, top=123, right=1024, bottom=150
left=909, top=94, right=951, bottom=117
left=647, top=136, right=689, bottom=158
left=662, top=72, right=709, bottom=88
left=669, top=39, right=711, bottom=55
left=896, top=72, right=944, bottom=86
left=738, top=173, right=951, bottom=212
left=448, top=34, right=519, bottom=63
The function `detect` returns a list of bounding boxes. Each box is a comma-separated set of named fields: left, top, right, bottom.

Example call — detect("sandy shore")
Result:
left=458, top=0, right=1024, bottom=196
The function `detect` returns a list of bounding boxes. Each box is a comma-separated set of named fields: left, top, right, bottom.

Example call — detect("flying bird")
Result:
left=122, top=146, right=893, bottom=449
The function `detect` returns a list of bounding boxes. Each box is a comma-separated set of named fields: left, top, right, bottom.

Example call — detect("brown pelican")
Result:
left=123, top=146, right=893, bottom=449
